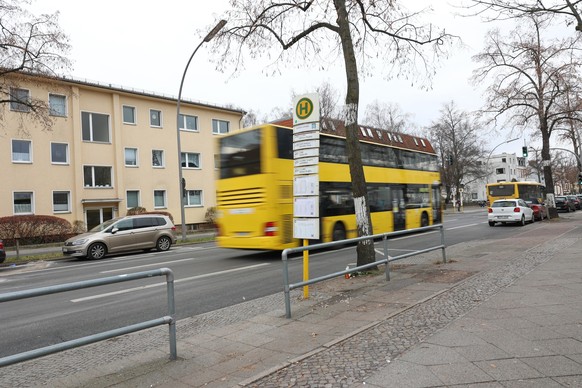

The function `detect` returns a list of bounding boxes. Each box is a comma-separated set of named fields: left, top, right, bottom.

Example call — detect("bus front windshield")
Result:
left=219, top=129, right=262, bottom=179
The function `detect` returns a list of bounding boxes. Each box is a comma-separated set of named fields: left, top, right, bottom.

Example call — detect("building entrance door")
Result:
left=86, top=208, right=114, bottom=230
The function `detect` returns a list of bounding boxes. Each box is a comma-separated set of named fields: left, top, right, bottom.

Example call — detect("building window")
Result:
left=84, top=166, right=112, bottom=187
left=14, top=192, right=33, bottom=214
left=501, top=158, right=506, bottom=163
left=125, top=147, right=138, bottom=166
left=150, top=109, right=162, bottom=127
left=10, top=88, right=30, bottom=112
left=496, top=168, right=505, bottom=174
left=179, top=114, right=198, bottom=131
left=152, top=149, right=164, bottom=167
left=181, top=152, right=200, bottom=168
left=126, top=190, right=140, bottom=208
left=12, top=139, right=32, bottom=163
left=123, top=105, right=136, bottom=124
left=51, top=142, right=69, bottom=164
left=82, top=112, right=110, bottom=142
left=49, top=94, right=67, bottom=116
left=53, top=191, right=70, bottom=213
left=154, top=190, right=166, bottom=208
left=184, top=190, right=202, bottom=206
left=212, top=119, right=229, bottom=134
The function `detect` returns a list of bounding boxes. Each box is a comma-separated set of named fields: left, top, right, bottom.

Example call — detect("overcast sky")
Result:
left=33, top=0, right=557, bottom=154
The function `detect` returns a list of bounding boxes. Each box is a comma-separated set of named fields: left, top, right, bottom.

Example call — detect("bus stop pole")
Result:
left=303, top=239, right=309, bottom=299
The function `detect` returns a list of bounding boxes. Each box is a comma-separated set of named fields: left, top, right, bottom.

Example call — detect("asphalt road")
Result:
left=0, top=208, right=557, bottom=358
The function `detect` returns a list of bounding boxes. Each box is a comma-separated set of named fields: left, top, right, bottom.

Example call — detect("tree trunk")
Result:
left=333, top=0, right=375, bottom=266
left=540, top=121, right=558, bottom=218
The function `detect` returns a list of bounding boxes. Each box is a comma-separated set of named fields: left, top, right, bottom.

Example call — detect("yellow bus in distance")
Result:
left=486, top=181, right=545, bottom=206
left=215, top=118, right=442, bottom=250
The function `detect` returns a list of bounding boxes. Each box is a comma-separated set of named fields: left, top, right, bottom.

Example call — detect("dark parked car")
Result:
left=525, top=199, right=548, bottom=221
left=555, top=196, right=576, bottom=212
left=0, top=240, right=6, bottom=264
left=566, top=195, right=581, bottom=210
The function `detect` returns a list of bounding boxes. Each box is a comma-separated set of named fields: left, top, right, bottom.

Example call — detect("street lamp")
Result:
left=176, top=20, right=227, bottom=241
left=485, top=137, right=520, bottom=183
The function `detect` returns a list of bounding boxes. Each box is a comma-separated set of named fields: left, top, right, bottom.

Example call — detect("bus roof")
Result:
left=273, top=117, right=436, bottom=154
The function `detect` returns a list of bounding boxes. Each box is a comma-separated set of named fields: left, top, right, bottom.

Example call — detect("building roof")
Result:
left=274, top=117, right=436, bottom=154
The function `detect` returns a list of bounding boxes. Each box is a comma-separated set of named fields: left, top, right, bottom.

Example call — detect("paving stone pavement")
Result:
left=1, top=215, right=581, bottom=387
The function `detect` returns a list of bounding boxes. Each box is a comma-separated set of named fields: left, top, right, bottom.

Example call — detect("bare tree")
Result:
left=364, top=100, right=413, bottom=133
left=472, top=15, right=582, bottom=216
left=428, top=101, right=488, bottom=205
left=0, top=0, right=71, bottom=131
left=205, top=1, right=456, bottom=265
left=467, top=0, right=582, bottom=32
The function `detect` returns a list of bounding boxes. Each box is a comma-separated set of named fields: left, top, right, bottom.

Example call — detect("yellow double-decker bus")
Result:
left=215, top=118, right=442, bottom=250
left=486, top=181, right=545, bottom=206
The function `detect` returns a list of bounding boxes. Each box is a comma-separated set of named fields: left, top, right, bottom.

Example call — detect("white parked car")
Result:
left=488, top=199, right=535, bottom=227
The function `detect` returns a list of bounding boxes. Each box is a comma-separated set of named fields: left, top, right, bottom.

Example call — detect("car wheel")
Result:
left=156, top=236, right=172, bottom=252
left=519, top=215, right=525, bottom=226
left=488, top=221, right=495, bottom=227
left=88, top=242, right=107, bottom=260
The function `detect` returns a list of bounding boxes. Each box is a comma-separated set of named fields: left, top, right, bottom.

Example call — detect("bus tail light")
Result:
left=264, top=222, right=278, bottom=237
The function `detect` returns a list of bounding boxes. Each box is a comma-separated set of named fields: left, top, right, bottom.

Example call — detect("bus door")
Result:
left=392, top=186, right=406, bottom=231
left=432, top=185, right=442, bottom=224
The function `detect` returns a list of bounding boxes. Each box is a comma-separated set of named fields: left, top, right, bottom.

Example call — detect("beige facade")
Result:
left=1, top=73, right=244, bottom=231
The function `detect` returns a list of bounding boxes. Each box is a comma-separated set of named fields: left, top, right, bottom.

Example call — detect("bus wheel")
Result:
left=332, top=223, right=346, bottom=242
left=420, top=212, right=429, bottom=228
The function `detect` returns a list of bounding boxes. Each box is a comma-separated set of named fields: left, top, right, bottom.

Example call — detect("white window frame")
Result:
left=52, top=191, right=71, bottom=213
left=12, top=139, right=32, bottom=163
left=179, top=113, right=199, bottom=131
left=13, top=191, right=34, bottom=214
left=184, top=189, right=203, bottom=207
left=81, top=111, right=111, bottom=143
left=50, top=142, right=69, bottom=164
left=83, top=165, right=113, bottom=188
left=122, top=105, right=137, bottom=124
left=154, top=190, right=167, bottom=209
left=49, top=93, right=67, bottom=117
left=10, top=88, right=30, bottom=112
left=212, top=119, right=230, bottom=134
left=124, top=147, right=139, bottom=167
left=150, top=109, right=162, bottom=127
left=152, top=149, right=165, bottom=168
left=126, top=190, right=140, bottom=209
left=181, top=152, right=200, bottom=169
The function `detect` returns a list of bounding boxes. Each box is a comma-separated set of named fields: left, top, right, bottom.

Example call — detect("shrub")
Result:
left=0, top=215, right=73, bottom=246
left=127, top=206, right=147, bottom=216
left=205, top=207, right=217, bottom=225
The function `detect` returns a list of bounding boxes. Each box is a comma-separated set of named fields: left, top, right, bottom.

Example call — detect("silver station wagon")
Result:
left=63, top=215, right=177, bottom=259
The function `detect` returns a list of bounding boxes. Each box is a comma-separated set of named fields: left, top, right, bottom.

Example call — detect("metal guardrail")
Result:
left=0, top=268, right=177, bottom=367
left=282, top=224, right=446, bottom=318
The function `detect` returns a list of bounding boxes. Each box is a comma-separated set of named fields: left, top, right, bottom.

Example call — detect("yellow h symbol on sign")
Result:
left=296, top=98, right=314, bottom=120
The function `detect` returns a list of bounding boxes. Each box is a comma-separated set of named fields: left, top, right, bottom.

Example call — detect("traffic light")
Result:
left=522, top=146, right=528, bottom=157
left=578, top=173, right=582, bottom=185
left=447, top=154, right=454, bottom=166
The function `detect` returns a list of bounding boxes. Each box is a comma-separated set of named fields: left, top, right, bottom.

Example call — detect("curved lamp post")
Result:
left=176, top=20, right=227, bottom=241
left=485, top=137, right=520, bottom=183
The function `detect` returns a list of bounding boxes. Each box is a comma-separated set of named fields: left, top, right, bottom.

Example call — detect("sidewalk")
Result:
left=1, top=217, right=581, bottom=387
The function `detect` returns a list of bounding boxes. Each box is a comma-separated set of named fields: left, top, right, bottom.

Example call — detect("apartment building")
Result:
left=2, top=73, right=244, bottom=231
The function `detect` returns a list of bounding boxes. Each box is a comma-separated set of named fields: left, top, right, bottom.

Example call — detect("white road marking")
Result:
left=99, top=258, right=197, bottom=274
left=446, top=223, right=480, bottom=230
left=70, top=263, right=270, bottom=303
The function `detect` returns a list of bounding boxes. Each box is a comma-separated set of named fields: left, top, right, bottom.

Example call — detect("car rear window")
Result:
left=492, top=201, right=516, bottom=207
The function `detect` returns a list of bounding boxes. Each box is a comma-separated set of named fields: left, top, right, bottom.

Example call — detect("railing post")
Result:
left=164, top=269, right=177, bottom=360
left=282, top=249, right=292, bottom=318
left=440, top=224, right=447, bottom=264
left=383, top=234, right=390, bottom=281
